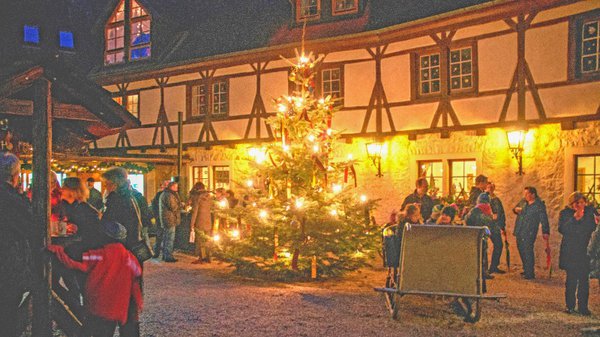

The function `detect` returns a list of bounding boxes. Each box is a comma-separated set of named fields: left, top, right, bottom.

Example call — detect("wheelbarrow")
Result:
left=375, top=224, right=506, bottom=323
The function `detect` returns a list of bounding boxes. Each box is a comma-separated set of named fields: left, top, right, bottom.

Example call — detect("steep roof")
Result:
left=88, top=0, right=494, bottom=78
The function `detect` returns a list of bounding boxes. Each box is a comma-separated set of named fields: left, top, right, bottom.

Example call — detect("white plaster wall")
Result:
left=324, top=49, right=372, bottom=62
left=261, top=71, right=288, bottom=106
left=381, top=54, right=411, bottom=103
left=540, top=82, right=600, bottom=118
left=478, top=33, right=517, bottom=92
left=392, top=103, right=437, bottom=131
left=452, top=95, right=505, bottom=125
left=139, top=88, right=159, bottom=125
left=344, top=60, right=375, bottom=107
left=526, top=22, right=569, bottom=84
left=229, top=76, right=255, bottom=116
left=164, top=85, right=186, bottom=122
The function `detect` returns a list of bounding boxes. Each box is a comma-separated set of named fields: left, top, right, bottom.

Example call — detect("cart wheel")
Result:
left=384, top=268, right=400, bottom=319
left=463, top=298, right=481, bottom=323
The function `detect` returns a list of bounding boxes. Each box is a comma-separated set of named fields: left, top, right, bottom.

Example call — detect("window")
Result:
left=59, top=31, right=74, bottom=49
left=187, top=79, right=229, bottom=119
left=23, top=25, right=39, bottom=44
left=414, top=44, right=476, bottom=98
left=105, top=0, right=151, bottom=65
left=192, top=165, right=230, bottom=190
left=126, top=94, right=140, bottom=118
left=113, top=94, right=140, bottom=118
left=449, top=47, right=472, bottom=91
left=449, top=160, right=476, bottom=198
left=418, top=161, right=443, bottom=197
left=419, top=53, right=441, bottom=96
left=129, top=174, right=144, bottom=195
left=581, top=19, right=599, bottom=74
left=297, top=0, right=320, bottom=21
left=332, top=0, right=358, bottom=15
left=321, top=67, right=343, bottom=103
left=575, top=155, right=600, bottom=205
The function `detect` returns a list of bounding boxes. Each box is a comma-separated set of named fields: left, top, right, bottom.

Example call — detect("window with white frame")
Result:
left=192, top=165, right=230, bottom=191
left=575, top=155, right=600, bottom=205
left=449, top=159, right=477, bottom=198
left=418, top=160, right=443, bottom=197
left=188, top=79, right=229, bottom=119
left=321, top=67, right=342, bottom=102
left=415, top=44, right=476, bottom=98
left=297, top=0, right=320, bottom=21
left=105, top=0, right=151, bottom=65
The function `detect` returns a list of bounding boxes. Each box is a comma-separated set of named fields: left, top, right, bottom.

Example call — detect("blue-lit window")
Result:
left=24, top=25, right=40, bottom=44
left=59, top=31, right=74, bottom=49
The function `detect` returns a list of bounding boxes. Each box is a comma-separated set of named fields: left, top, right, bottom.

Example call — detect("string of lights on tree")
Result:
left=213, top=49, right=378, bottom=281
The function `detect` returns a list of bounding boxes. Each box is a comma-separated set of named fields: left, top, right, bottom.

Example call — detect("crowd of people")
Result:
left=391, top=175, right=600, bottom=316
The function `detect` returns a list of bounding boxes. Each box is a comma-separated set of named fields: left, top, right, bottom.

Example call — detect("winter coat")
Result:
left=189, top=189, right=212, bottom=232
left=558, top=206, right=596, bottom=271
left=588, top=222, right=600, bottom=279
left=48, top=243, right=143, bottom=325
left=465, top=204, right=493, bottom=228
left=62, top=200, right=104, bottom=259
left=151, top=190, right=163, bottom=219
left=489, top=195, right=506, bottom=233
left=87, top=187, right=104, bottom=212
left=102, top=187, right=142, bottom=251
left=401, top=191, right=436, bottom=221
left=131, top=188, right=152, bottom=229
left=513, top=197, right=550, bottom=241
left=0, top=182, right=34, bottom=304
left=468, top=187, right=484, bottom=207
left=159, top=189, right=181, bottom=228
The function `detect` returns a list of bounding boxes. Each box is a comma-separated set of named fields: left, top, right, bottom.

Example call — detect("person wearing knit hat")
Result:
left=437, top=206, right=457, bottom=225
left=426, top=204, right=444, bottom=224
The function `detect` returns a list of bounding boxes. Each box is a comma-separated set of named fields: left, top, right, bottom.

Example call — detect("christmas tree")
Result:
left=215, top=51, right=378, bottom=280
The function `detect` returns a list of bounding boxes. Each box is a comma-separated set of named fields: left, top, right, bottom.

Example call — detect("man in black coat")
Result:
left=468, top=174, right=488, bottom=207
left=513, top=186, right=550, bottom=280
left=0, top=152, right=35, bottom=337
left=487, top=182, right=507, bottom=274
left=151, top=180, right=169, bottom=258
left=401, top=178, right=436, bottom=221
left=558, top=192, right=596, bottom=315
left=86, top=177, right=104, bottom=211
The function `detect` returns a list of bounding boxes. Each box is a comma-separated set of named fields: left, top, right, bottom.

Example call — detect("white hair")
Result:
left=0, top=152, right=20, bottom=183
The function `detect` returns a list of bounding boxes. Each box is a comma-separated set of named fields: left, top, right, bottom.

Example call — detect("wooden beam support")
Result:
left=0, top=66, right=44, bottom=99
left=31, top=78, right=52, bottom=337
left=0, top=98, right=103, bottom=122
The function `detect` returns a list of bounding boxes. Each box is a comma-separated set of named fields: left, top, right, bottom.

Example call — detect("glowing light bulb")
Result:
left=231, top=229, right=240, bottom=238
left=318, top=98, right=325, bottom=104
left=313, top=145, right=319, bottom=153
left=278, top=104, right=288, bottom=113
left=282, top=144, right=290, bottom=152
left=295, top=198, right=304, bottom=209
left=360, top=195, right=368, bottom=203
left=219, top=199, right=228, bottom=208
left=330, top=209, right=338, bottom=216
left=213, top=234, right=221, bottom=242
left=332, top=184, right=342, bottom=194
left=246, top=180, right=254, bottom=188
left=326, top=129, right=332, bottom=136
left=259, top=210, right=268, bottom=219
left=299, top=55, right=309, bottom=64
left=347, top=154, right=353, bottom=160
left=307, top=134, right=315, bottom=142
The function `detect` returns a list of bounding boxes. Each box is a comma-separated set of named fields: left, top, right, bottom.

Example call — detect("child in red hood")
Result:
left=48, top=221, right=142, bottom=337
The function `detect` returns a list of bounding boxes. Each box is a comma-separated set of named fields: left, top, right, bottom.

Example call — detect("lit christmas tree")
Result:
left=215, top=51, right=378, bottom=280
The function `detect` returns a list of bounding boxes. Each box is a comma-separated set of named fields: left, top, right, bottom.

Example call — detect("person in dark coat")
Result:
left=487, top=182, right=507, bottom=274
left=465, top=192, right=494, bottom=280
left=558, top=192, right=596, bottom=315
left=86, top=177, right=104, bottom=211
left=468, top=174, right=488, bottom=207
left=159, top=180, right=181, bottom=262
left=0, top=152, right=35, bottom=337
left=401, top=178, right=436, bottom=221
left=100, top=166, right=142, bottom=337
left=151, top=180, right=169, bottom=258
left=513, top=186, right=550, bottom=280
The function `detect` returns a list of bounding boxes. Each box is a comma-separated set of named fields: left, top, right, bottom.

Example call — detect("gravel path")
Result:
left=140, top=253, right=600, bottom=337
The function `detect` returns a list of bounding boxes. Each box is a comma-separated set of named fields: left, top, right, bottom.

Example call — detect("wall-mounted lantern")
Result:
left=506, top=130, right=526, bottom=175
left=365, top=142, right=383, bottom=178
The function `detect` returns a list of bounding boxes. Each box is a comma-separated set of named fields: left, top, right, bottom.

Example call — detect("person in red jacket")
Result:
left=48, top=221, right=143, bottom=337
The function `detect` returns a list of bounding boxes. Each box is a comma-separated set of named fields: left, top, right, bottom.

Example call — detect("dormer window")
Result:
left=105, top=0, right=151, bottom=65
left=297, top=0, right=320, bottom=21
left=59, top=31, right=74, bottom=49
left=332, top=0, right=358, bottom=15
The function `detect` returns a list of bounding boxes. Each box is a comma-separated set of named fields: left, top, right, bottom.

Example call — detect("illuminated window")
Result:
left=126, top=94, right=139, bottom=118
left=450, top=160, right=477, bottom=198
left=297, top=0, right=320, bottom=21
left=192, top=165, right=230, bottom=190
left=575, top=155, right=600, bottom=205
left=105, top=0, right=151, bottom=65
left=213, top=166, right=230, bottom=190
left=321, top=68, right=342, bottom=102
left=24, top=25, right=40, bottom=44
left=418, top=161, right=443, bottom=197
left=188, top=79, right=229, bottom=119
left=332, top=0, right=358, bottom=15
left=113, top=96, right=123, bottom=105
left=59, top=31, right=74, bottom=49
left=129, top=174, right=144, bottom=195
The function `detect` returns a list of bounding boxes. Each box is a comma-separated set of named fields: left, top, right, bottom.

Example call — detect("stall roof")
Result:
left=0, top=58, right=140, bottom=152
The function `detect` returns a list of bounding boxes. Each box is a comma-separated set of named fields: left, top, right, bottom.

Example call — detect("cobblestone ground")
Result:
left=140, top=253, right=600, bottom=337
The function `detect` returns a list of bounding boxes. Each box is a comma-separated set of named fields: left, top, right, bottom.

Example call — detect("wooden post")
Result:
left=517, top=14, right=526, bottom=121
left=177, top=110, right=183, bottom=196
left=31, top=78, right=52, bottom=337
